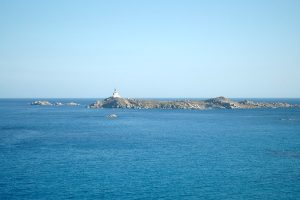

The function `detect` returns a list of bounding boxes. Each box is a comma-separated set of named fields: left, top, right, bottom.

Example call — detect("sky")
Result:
left=0, top=0, right=300, bottom=98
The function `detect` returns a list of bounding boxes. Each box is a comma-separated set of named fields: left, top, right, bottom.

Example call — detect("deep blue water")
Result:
left=1, top=99, right=300, bottom=200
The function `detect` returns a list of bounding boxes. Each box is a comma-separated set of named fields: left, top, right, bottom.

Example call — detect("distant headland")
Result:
left=31, top=89, right=300, bottom=109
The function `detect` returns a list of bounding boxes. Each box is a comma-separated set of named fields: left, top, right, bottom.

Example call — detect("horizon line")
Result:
left=1, top=97, right=300, bottom=99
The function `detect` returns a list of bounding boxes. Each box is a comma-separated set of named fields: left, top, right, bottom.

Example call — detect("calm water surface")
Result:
left=0, top=99, right=300, bottom=199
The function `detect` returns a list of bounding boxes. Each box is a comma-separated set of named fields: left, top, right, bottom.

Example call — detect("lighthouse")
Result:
left=112, top=89, right=121, bottom=98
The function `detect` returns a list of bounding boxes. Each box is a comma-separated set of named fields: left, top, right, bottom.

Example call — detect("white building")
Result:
left=112, top=89, right=121, bottom=98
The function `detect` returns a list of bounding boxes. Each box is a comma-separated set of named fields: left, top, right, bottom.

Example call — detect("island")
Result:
left=30, top=89, right=299, bottom=109
left=88, top=89, right=299, bottom=110
left=31, top=101, right=80, bottom=106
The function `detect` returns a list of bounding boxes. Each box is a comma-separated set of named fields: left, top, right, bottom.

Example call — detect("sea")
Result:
left=0, top=98, right=300, bottom=200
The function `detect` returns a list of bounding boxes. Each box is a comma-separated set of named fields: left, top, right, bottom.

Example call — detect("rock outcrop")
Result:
left=31, top=101, right=52, bottom=106
left=30, top=96, right=299, bottom=110
left=88, top=97, right=207, bottom=109
left=54, top=102, right=64, bottom=106
left=88, top=96, right=299, bottom=110
left=205, top=96, right=241, bottom=109
left=106, top=114, right=118, bottom=119
left=66, top=102, right=80, bottom=106
left=238, top=100, right=295, bottom=109
left=31, top=101, right=80, bottom=106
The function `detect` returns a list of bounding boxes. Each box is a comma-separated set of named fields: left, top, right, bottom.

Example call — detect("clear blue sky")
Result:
left=0, top=0, right=299, bottom=98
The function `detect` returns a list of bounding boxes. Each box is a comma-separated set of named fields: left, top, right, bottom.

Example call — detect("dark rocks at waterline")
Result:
left=54, top=102, right=64, bottom=106
left=88, top=96, right=299, bottom=110
left=88, top=97, right=207, bottom=109
left=31, top=101, right=80, bottom=106
left=238, top=100, right=296, bottom=109
left=205, top=96, right=241, bottom=109
left=31, top=101, right=52, bottom=106
left=88, top=96, right=242, bottom=110
left=30, top=97, right=299, bottom=110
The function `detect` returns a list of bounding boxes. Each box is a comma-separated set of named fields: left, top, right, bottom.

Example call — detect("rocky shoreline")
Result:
left=31, top=101, right=80, bottom=106
left=30, top=96, right=299, bottom=110
left=88, top=96, right=299, bottom=110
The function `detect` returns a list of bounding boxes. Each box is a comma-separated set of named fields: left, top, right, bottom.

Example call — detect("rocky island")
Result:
left=88, top=89, right=299, bottom=110
left=30, top=90, right=299, bottom=110
left=31, top=101, right=80, bottom=106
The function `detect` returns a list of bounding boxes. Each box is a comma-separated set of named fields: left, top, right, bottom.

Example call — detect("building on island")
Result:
left=112, top=89, right=121, bottom=98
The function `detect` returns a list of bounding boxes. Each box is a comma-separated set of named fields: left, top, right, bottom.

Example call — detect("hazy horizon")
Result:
left=1, top=0, right=300, bottom=98
left=1, top=95, right=300, bottom=99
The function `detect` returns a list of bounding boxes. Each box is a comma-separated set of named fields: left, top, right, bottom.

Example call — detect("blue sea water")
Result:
left=0, top=99, right=300, bottom=200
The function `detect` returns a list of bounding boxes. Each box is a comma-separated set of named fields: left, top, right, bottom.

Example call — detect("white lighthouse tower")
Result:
left=112, top=89, right=121, bottom=98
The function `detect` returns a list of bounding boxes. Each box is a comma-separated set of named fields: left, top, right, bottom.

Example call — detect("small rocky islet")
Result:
left=31, top=89, right=299, bottom=110
left=31, top=101, right=80, bottom=106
